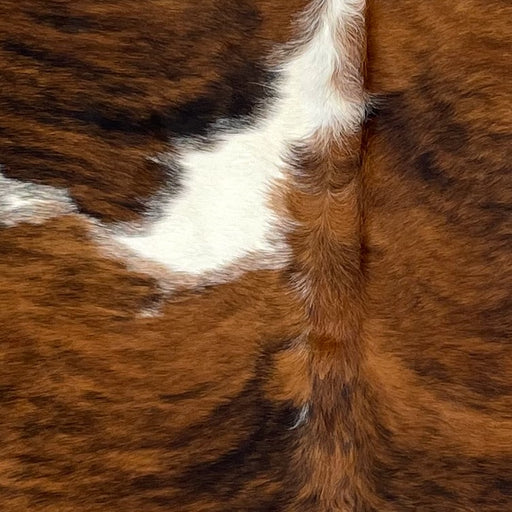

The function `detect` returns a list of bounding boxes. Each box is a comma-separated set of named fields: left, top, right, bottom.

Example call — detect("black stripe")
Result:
left=1, top=45, right=275, bottom=140
left=156, top=341, right=299, bottom=507
left=26, top=11, right=98, bottom=34
left=2, top=40, right=112, bottom=77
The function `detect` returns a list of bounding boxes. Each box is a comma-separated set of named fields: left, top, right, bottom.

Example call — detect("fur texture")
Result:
left=0, top=0, right=511, bottom=510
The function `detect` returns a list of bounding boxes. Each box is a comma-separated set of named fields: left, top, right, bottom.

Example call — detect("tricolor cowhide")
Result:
left=0, top=0, right=511, bottom=511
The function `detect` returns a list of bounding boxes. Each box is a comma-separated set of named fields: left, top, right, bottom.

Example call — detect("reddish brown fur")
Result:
left=1, top=0, right=511, bottom=510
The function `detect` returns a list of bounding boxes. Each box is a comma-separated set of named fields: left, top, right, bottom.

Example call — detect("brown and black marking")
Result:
left=1, top=0, right=511, bottom=511
left=359, top=0, right=512, bottom=509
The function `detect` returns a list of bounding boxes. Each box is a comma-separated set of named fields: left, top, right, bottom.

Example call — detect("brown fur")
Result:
left=0, top=0, right=511, bottom=510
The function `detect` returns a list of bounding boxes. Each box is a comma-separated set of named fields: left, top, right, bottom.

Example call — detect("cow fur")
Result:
left=0, top=0, right=511, bottom=510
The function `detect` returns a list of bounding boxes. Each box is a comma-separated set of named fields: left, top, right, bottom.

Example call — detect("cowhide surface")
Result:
left=0, top=1, right=510, bottom=510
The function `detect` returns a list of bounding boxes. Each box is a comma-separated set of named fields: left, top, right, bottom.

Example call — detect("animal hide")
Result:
left=0, top=0, right=510, bottom=510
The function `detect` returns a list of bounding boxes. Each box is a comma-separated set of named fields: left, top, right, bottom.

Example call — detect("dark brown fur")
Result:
left=0, top=0, right=511, bottom=510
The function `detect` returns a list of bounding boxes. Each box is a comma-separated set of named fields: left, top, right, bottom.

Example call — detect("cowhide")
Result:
left=0, top=0, right=510, bottom=510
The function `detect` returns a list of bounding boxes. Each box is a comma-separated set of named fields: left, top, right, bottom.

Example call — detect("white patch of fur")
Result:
left=111, top=0, right=366, bottom=275
left=0, top=171, right=75, bottom=227
left=0, top=0, right=366, bottom=280
left=290, top=0, right=366, bottom=138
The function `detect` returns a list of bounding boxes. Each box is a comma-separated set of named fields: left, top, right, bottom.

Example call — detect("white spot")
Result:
left=111, top=0, right=367, bottom=276
left=290, top=403, right=311, bottom=430
left=0, top=171, right=75, bottom=227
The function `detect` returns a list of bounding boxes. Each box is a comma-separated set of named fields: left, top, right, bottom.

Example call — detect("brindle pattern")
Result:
left=0, top=0, right=511, bottom=511
left=361, top=1, right=512, bottom=508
